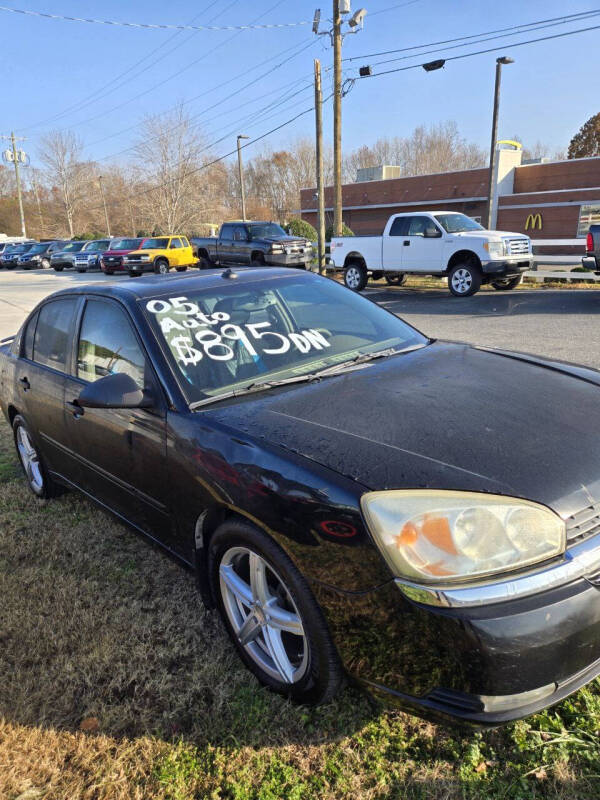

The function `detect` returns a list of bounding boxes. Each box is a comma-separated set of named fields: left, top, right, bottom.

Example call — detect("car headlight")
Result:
left=270, top=244, right=284, bottom=254
left=31, top=255, right=41, bottom=260
left=484, top=241, right=505, bottom=259
left=361, top=490, right=565, bottom=584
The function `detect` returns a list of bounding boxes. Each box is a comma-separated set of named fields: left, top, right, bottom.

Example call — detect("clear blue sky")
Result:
left=0, top=0, right=598, bottom=171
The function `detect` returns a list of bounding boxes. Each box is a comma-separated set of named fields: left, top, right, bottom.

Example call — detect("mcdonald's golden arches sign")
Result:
left=525, top=213, right=542, bottom=230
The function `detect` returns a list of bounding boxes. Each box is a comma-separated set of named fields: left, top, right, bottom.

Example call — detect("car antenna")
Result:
left=222, top=267, right=238, bottom=279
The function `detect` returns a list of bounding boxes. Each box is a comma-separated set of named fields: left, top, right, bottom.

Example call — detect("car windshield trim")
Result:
left=189, top=343, right=428, bottom=409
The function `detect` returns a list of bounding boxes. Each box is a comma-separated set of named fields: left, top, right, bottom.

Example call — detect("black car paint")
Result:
left=2, top=268, right=600, bottom=726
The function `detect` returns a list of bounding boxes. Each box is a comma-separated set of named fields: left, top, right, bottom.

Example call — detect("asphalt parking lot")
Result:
left=1, top=268, right=600, bottom=369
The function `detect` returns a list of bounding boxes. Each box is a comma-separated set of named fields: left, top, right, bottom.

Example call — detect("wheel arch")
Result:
left=7, top=404, right=19, bottom=426
left=445, top=249, right=482, bottom=274
left=251, top=250, right=266, bottom=263
left=343, top=252, right=367, bottom=269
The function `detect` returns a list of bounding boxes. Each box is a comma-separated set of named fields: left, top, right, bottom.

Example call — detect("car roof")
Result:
left=39, top=267, right=317, bottom=304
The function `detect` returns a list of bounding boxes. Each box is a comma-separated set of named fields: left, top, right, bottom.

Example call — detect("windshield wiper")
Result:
left=189, top=343, right=426, bottom=410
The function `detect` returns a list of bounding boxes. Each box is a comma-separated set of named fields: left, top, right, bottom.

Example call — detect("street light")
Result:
left=236, top=134, right=249, bottom=221
left=486, top=56, right=514, bottom=229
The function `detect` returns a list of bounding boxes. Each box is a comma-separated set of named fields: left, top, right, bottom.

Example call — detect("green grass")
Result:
left=1, top=414, right=599, bottom=799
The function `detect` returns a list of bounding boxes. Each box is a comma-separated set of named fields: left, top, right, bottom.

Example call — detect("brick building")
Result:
left=300, top=151, right=600, bottom=250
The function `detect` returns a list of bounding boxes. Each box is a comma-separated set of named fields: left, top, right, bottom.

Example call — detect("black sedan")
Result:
left=2, top=268, right=600, bottom=726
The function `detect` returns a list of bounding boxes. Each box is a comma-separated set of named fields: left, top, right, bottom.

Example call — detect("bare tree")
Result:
left=38, top=130, right=89, bottom=237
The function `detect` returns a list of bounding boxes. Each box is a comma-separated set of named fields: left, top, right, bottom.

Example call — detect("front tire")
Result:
left=448, top=262, right=482, bottom=297
left=209, top=519, right=343, bottom=704
left=13, top=415, right=62, bottom=499
left=154, top=258, right=169, bottom=275
left=41, top=258, right=50, bottom=269
left=53, top=266, right=63, bottom=272
left=251, top=253, right=266, bottom=267
left=343, top=261, right=368, bottom=292
left=492, top=275, right=522, bottom=291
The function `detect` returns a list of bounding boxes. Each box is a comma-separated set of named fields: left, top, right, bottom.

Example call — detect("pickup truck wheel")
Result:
left=492, top=276, right=522, bottom=291
left=251, top=254, right=266, bottom=267
left=343, top=262, right=368, bottom=292
left=154, top=258, right=169, bottom=275
left=448, top=262, right=481, bottom=297
left=385, top=273, right=407, bottom=286
left=198, top=256, right=212, bottom=269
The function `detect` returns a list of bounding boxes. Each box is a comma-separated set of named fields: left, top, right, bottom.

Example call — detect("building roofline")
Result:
left=299, top=165, right=490, bottom=193
left=516, top=155, right=600, bottom=169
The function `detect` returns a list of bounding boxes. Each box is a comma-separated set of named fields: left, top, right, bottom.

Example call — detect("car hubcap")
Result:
left=452, top=268, right=472, bottom=294
left=346, top=267, right=361, bottom=289
left=159, top=263, right=167, bottom=274
left=219, top=547, right=308, bottom=684
left=16, top=427, right=43, bottom=492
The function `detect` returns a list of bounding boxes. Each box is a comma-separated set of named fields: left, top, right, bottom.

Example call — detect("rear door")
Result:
left=62, top=297, right=173, bottom=543
left=14, top=297, right=81, bottom=478
left=399, top=215, right=445, bottom=272
left=381, top=216, right=409, bottom=271
left=169, top=237, right=184, bottom=267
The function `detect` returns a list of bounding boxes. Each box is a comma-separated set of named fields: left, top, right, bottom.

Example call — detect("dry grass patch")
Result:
left=1, top=415, right=599, bottom=799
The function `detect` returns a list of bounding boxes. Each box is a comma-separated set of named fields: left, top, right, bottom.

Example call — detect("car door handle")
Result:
left=65, top=400, right=84, bottom=418
left=403, top=240, right=410, bottom=246
left=19, top=376, right=30, bottom=391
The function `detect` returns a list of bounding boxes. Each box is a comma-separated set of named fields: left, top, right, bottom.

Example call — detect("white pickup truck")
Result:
left=329, top=211, right=532, bottom=297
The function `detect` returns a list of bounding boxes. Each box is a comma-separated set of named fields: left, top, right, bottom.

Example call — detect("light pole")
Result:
left=486, top=56, right=514, bottom=230
left=98, top=175, right=111, bottom=237
left=237, top=134, right=249, bottom=221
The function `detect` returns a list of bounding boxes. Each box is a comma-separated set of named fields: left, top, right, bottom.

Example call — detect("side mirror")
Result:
left=78, top=372, right=153, bottom=410
left=424, top=227, right=442, bottom=238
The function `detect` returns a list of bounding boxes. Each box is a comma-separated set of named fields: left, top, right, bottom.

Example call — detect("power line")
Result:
left=344, top=8, right=600, bottom=61
left=369, top=0, right=423, bottom=17
left=356, top=19, right=600, bottom=79
left=19, top=0, right=231, bottom=132
left=366, top=10, right=600, bottom=69
left=0, top=4, right=310, bottom=31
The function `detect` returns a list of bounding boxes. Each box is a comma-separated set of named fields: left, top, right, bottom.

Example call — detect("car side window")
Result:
left=389, top=217, right=409, bottom=236
left=33, top=299, right=78, bottom=372
left=407, top=216, right=431, bottom=237
left=23, top=310, right=39, bottom=360
left=221, top=226, right=233, bottom=241
left=233, top=227, right=246, bottom=242
left=170, top=238, right=183, bottom=249
left=77, top=299, right=146, bottom=387
left=181, top=237, right=190, bottom=247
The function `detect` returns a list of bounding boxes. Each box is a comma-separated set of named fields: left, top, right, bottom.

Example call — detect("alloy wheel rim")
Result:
left=159, top=262, right=168, bottom=274
left=16, top=427, right=43, bottom=492
left=452, top=268, right=473, bottom=294
left=346, top=267, right=360, bottom=289
left=219, top=546, right=308, bottom=684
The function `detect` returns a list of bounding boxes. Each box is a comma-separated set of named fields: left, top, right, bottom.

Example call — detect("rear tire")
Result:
left=13, top=415, right=63, bottom=499
left=176, top=266, right=188, bottom=272
left=343, top=261, right=368, bottom=292
left=251, top=253, right=266, bottom=267
left=385, top=273, right=407, bottom=286
left=492, top=275, right=522, bottom=291
left=209, top=519, right=343, bottom=705
left=448, top=261, right=481, bottom=297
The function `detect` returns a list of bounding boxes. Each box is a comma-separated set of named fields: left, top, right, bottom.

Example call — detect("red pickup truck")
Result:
left=100, top=237, right=145, bottom=275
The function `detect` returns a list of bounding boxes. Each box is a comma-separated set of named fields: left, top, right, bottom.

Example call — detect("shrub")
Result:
left=286, top=218, right=317, bottom=240
left=325, top=222, right=354, bottom=241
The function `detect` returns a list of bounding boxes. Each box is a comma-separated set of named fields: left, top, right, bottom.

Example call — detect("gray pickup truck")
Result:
left=582, top=224, right=600, bottom=274
left=192, top=221, right=313, bottom=269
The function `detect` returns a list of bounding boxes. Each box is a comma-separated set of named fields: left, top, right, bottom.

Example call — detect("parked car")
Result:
left=0, top=236, right=36, bottom=257
left=72, top=239, right=112, bottom=273
left=124, top=235, right=196, bottom=276
left=18, top=240, right=67, bottom=270
left=192, top=222, right=313, bottom=270
left=329, top=211, right=532, bottom=296
left=3, top=267, right=600, bottom=726
left=582, top=223, right=600, bottom=274
left=100, top=237, right=145, bottom=275
left=0, top=242, right=36, bottom=269
left=51, top=241, right=87, bottom=271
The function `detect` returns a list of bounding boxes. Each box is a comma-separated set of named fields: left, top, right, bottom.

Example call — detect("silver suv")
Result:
left=50, top=241, right=87, bottom=271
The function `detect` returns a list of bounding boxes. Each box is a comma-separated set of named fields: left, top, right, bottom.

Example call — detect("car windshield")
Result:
left=27, top=244, right=46, bottom=254
left=83, top=240, right=110, bottom=252
left=141, top=238, right=169, bottom=249
left=110, top=238, right=141, bottom=250
left=62, top=242, right=85, bottom=252
left=248, top=223, right=287, bottom=239
left=433, top=213, right=485, bottom=233
left=6, top=244, right=32, bottom=254
left=142, top=273, right=428, bottom=406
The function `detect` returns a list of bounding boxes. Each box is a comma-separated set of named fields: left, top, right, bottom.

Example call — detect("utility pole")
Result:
left=1, top=132, right=27, bottom=237
left=486, top=56, right=514, bottom=229
left=98, top=175, right=111, bottom=237
left=237, top=134, right=249, bottom=221
left=314, top=59, right=326, bottom=274
left=332, top=0, right=343, bottom=237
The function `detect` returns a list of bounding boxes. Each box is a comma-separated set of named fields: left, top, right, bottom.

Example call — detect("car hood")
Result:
left=453, top=230, right=528, bottom=241
left=205, top=342, right=600, bottom=520
left=255, top=236, right=310, bottom=245
left=102, top=249, right=136, bottom=256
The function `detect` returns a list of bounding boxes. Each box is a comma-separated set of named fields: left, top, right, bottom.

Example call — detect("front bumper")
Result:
left=314, top=531, right=600, bottom=726
left=266, top=251, right=312, bottom=268
left=481, top=258, right=531, bottom=276
left=51, top=259, right=75, bottom=269
left=101, top=257, right=125, bottom=271
left=125, top=259, right=152, bottom=273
